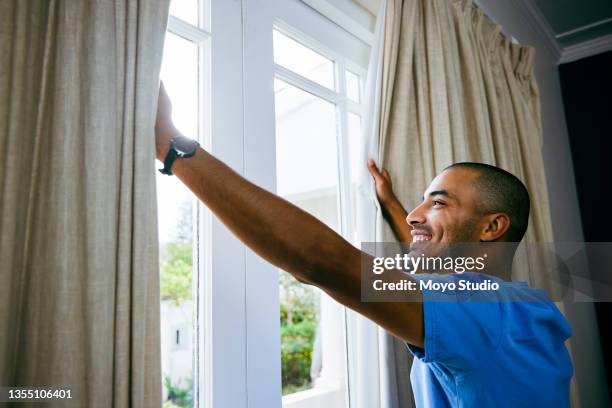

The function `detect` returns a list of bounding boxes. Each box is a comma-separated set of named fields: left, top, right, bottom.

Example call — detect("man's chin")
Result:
left=408, top=241, right=435, bottom=256
left=408, top=241, right=449, bottom=258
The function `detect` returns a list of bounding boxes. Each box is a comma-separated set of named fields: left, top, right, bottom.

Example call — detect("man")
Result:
left=155, top=84, right=573, bottom=407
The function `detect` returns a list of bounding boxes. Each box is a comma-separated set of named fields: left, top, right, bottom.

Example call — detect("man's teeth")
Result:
left=414, top=235, right=432, bottom=243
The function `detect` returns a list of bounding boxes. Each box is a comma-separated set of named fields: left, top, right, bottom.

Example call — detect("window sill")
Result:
left=282, top=385, right=345, bottom=408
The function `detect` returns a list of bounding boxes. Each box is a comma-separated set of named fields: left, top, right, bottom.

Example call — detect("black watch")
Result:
left=159, top=135, right=200, bottom=175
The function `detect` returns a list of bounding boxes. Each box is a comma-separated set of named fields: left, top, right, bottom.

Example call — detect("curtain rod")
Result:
left=472, top=0, right=520, bottom=44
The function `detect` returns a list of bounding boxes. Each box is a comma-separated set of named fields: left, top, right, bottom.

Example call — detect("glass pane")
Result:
left=345, top=70, right=360, bottom=102
left=347, top=112, right=362, bottom=184
left=158, top=32, right=198, bottom=408
left=273, top=30, right=335, bottom=91
left=274, top=79, right=341, bottom=399
left=274, top=79, right=339, bottom=207
left=169, top=0, right=199, bottom=27
left=347, top=112, right=362, bottom=245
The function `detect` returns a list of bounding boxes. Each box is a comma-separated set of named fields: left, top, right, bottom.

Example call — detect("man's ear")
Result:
left=480, top=213, right=511, bottom=242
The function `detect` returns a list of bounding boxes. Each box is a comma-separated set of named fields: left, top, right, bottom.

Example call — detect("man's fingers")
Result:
left=158, top=82, right=164, bottom=104
left=157, top=81, right=173, bottom=120
left=158, top=82, right=169, bottom=105
left=382, top=169, right=391, bottom=183
left=367, top=159, right=382, bottom=180
left=156, top=81, right=175, bottom=139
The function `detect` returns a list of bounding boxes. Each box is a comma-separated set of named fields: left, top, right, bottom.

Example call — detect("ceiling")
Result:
left=532, top=0, right=612, bottom=47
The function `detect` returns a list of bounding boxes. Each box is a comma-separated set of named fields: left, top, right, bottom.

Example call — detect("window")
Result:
left=157, top=1, right=211, bottom=407
left=273, top=30, right=336, bottom=90
left=156, top=0, right=373, bottom=406
left=272, top=23, right=366, bottom=407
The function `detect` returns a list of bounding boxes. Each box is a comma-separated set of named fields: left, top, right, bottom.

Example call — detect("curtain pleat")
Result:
left=0, top=1, right=169, bottom=406
left=380, top=0, right=557, bottom=301
left=371, top=0, right=576, bottom=406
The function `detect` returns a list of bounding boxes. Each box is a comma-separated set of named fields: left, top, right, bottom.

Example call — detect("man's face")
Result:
left=407, top=168, right=484, bottom=255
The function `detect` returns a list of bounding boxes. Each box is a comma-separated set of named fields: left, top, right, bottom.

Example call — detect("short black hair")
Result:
left=444, top=162, right=530, bottom=242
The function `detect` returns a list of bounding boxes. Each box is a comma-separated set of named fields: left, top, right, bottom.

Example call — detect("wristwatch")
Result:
left=159, top=135, right=200, bottom=175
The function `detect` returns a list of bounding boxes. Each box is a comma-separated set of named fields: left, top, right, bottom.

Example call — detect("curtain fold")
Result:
left=0, top=1, right=169, bottom=406
left=355, top=0, right=576, bottom=406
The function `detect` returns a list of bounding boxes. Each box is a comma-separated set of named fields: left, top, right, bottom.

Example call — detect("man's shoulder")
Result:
left=410, top=272, right=566, bottom=312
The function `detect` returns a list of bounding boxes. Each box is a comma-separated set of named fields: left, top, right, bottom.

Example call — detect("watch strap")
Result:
left=159, top=147, right=179, bottom=175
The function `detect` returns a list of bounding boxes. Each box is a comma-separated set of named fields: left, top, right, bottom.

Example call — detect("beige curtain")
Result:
left=380, top=0, right=552, bottom=247
left=0, top=1, right=169, bottom=406
left=373, top=0, right=577, bottom=406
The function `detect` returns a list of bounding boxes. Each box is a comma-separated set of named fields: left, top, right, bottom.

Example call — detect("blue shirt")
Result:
left=407, top=272, right=573, bottom=408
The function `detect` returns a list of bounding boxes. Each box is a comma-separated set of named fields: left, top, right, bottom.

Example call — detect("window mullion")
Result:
left=335, top=59, right=353, bottom=241
left=274, top=64, right=341, bottom=105
left=346, top=100, right=364, bottom=116
left=195, top=33, right=212, bottom=408
left=168, top=15, right=211, bottom=44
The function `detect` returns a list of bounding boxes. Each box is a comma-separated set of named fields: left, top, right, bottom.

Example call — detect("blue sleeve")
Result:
left=407, top=273, right=504, bottom=373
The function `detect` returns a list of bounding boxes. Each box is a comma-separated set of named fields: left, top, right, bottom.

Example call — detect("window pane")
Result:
left=274, top=79, right=339, bottom=210
left=274, top=79, right=340, bottom=398
left=345, top=70, right=360, bottom=102
left=273, top=30, right=335, bottom=91
left=347, top=112, right=362, bottom=245
left=347, top=112, right=362, bottom=184
left=169, top=0, right=199, bottom=27
left=158, top=32, right=199, bottom=408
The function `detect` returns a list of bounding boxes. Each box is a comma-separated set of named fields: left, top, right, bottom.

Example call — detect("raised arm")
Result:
left=155, top=84, right=423, bottom=347
left=367, top=160, right=413, bottom=243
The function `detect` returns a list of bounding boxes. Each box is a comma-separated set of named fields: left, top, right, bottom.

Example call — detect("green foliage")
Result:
left=160, top=242, right=193, bottom=306
left=279, top=272, right=318, bottom=326
left=163, top=376, right=193, bottom=407
left=279, top=271, right=319, bottom=395
left=282, top=381, right=312, bottom=395
left=281, top=320, right=316, bottom=395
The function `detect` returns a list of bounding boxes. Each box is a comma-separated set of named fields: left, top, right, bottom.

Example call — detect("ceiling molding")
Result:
left=512, top=0, right=563, bottom=61
left=555, top=16, right=612, bottom=39
left=559, top=32, right=612, bottom=64
left=350, top=0, right=612, bottom=64
left=510, top=0, right=612, bottom=65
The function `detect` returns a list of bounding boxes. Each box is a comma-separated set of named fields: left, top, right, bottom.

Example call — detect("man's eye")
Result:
left=432, top=200, right=445, bottom=207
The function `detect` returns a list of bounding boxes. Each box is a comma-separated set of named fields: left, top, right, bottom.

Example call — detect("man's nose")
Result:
left=406, top=203, right=426, bottom=226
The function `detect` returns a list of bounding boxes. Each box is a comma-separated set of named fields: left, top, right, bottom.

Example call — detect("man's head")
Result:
left=407, top=163, right=530, bottom=252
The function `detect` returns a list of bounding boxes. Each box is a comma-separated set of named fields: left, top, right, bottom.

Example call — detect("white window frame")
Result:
left=243, top=1, right=371, bottom=407
left=164, top=0, right=375, bottom=407
left=167, top=1, right=267, bottom=407
left=271, top=24, right=367, bottom=407
left=163, top=3, right=212, bottom=407
left=272, top=19, right=367, bottom=245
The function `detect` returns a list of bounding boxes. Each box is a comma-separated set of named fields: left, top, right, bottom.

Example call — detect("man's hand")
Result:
left=367, top=159, right=413, bottom=243
left=155, top=82, right=177, bottom=161
left=367, top=159, right=397, bottom=205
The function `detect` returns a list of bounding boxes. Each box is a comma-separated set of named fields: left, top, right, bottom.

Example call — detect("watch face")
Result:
left=172, top=136, right=199, bottom=156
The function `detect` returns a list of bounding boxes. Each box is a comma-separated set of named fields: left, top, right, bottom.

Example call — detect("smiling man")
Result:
left=366, top=160, right=573, bottom=407
left=155, top=84, right=573, bottom=407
